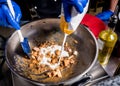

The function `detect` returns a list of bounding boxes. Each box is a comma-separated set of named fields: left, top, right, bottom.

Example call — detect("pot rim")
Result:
left=5, top=18, right=98, bottom=85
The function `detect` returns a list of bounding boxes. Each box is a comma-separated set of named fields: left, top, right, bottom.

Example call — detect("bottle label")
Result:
left=98, top=38, right=105, bottom=50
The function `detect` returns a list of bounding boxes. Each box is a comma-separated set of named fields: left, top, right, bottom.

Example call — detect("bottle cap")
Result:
left=108, top=5, right=119, bottom=28
left=108, top=15, right=118, bottom=28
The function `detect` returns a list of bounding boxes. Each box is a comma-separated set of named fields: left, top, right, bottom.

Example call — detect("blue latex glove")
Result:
left=0, top=0, right=22, bottom=30
left=62, top=0, right=88, bottom=22
left=96, top=10, right=114, bottom=23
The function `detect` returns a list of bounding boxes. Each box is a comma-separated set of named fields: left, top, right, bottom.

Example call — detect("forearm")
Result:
left=109, top=0, right=118, bottom=12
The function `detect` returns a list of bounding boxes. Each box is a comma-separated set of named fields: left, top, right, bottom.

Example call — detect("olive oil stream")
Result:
left=59, top=16, right=74, bottom=63
left=42, top=16, right=75, bottom=69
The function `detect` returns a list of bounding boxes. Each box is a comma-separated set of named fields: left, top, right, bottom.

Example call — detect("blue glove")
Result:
left=0, top=0, right=22, bottom=30
left=62, top=0, right=88, bottom=22
left=96, top=10, right=114, bottom=23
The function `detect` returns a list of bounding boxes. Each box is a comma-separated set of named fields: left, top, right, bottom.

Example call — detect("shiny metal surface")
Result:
left=11, top=61, right=108, bottom=86
left=5, top=18, right=98, bottom=85
left=102, top=56, right=120, bottom=77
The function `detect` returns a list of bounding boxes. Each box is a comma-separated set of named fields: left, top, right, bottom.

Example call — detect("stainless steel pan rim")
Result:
left=5, top=18, right=98, bottom=85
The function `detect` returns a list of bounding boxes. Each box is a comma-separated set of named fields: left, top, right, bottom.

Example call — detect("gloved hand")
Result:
left=62, top=0, right=88, bottom=22
left=0, top=0, right=22, bottom=30
left=96, top=10, right=114, bottom=23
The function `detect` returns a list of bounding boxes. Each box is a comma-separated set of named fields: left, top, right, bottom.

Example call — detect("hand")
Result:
left=62, top=0, right=88, bottom=22
left=96, top=10, right=114, bottom=23
left=0, top=1, right=22, bottom=30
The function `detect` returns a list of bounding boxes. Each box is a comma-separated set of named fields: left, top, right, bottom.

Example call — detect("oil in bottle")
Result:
left=98, top=13, right=118, bottom=66
left=60, top=15, right=74, bottom=35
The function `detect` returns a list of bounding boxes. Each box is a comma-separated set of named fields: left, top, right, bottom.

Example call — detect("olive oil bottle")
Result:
left=98, top=13, right=118, bottom=66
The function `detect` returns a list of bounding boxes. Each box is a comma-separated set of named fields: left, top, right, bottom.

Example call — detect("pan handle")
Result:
left=71, top=61, right=108, bottom=85
left=71, top=73, right=92, bottom=86
left=71, top=73, right=109, bottom=86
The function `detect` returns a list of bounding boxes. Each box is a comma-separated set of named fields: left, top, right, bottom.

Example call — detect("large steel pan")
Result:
left=5, top=18, right=98, bottom=85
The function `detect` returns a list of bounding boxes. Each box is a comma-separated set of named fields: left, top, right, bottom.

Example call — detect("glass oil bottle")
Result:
left=98, top=13, right=118, bottom=66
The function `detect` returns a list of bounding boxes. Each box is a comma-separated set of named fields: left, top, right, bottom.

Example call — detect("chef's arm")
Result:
left=109, top=0, right=119, bottom=12
left=96, top=0, right=118, bottom=23
left=81, top=0, right=119, bottom=38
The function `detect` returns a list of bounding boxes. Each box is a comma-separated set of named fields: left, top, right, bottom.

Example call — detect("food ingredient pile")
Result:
left=15, top=40, right=78, bottom=82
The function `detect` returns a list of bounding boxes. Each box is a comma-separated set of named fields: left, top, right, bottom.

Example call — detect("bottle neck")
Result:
left=108, top=15, right=118, bottom=31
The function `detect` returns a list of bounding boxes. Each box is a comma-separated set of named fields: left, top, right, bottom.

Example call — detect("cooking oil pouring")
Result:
left=41, top=2, right=89, bottom=69
left=98, top=10, right=118, bottom=66
left=59, top=2, right=89, bottom=66
left=60, top=1, right=89, bottom=35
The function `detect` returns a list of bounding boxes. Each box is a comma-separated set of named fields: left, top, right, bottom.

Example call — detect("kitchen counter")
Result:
left=94, top=74, right=120, bottom=86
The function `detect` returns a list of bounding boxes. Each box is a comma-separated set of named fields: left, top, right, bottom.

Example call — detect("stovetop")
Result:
left=0, top=26, right=120, bottom=86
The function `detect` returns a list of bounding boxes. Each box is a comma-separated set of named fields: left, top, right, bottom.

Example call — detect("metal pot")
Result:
left=5, top=18, right=98, bottom=85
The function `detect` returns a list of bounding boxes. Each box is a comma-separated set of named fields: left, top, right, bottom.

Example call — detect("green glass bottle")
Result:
left=98, top=14, right=118, bottom=66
